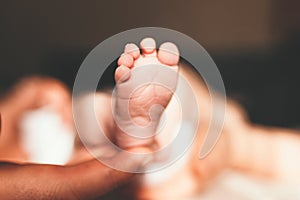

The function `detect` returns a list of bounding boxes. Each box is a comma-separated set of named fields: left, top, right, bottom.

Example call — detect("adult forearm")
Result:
left=0, top=162, right=69, bottom=200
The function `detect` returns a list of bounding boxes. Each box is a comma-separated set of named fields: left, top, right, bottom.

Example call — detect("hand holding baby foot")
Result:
left=113, top=38, right=179, bottom=152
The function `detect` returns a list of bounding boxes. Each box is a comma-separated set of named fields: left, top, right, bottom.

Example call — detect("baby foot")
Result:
left=113, top=38, right=179, bottom=151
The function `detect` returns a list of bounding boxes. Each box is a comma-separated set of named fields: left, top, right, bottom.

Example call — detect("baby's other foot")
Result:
left=113, top=38, right=179, bottom=151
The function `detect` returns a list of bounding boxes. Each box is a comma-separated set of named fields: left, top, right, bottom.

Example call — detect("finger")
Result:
left=65, top=152, right=151, bottom=199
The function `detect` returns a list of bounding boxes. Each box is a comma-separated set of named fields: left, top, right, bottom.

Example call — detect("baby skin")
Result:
left=98, top=38, right=216, bottom=199
left=113, top=38, right=179, bottom=152
left=98, top=38, right=300, bottom=199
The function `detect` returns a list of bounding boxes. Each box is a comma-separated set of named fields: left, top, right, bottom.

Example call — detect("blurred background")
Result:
left=0, top=0, right=299, bottom=128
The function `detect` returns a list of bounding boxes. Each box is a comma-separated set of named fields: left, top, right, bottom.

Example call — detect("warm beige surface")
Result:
left=194, top=170, right=300, bottom=200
